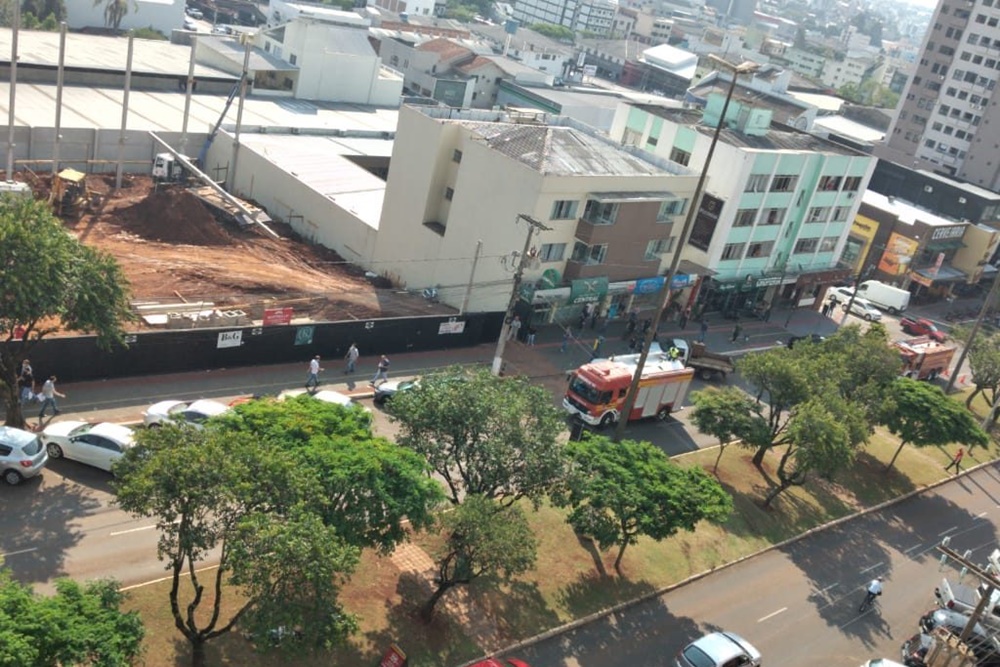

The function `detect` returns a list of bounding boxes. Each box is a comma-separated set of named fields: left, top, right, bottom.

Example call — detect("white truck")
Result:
left=855, top=280, right=911, bottom=314
left=935, top=577, right=1000, bottom=632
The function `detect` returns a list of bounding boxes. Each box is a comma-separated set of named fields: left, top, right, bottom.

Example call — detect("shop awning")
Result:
left=589, top=191, right=678, bottom=203
left=925, top=239, right=965, bottom=251
left=678, top=259, right=717, bottom=277
left=915, top=265, right=967, bottom=283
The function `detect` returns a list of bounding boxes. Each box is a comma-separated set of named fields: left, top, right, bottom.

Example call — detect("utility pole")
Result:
left=6, top=0, right=19, bottom=178
left=115, top=32, right=135, bottom=192
left=491, top=214, right=549, bottom=376
left=460, top=239, right=483, bottom=316
left=52, top=23, right=66, bottom=176
left=613, top=57, right=760, bottom=442
left=946, top=273, right=1000, bottom=393
left=228, top=37, right=253, bottom=191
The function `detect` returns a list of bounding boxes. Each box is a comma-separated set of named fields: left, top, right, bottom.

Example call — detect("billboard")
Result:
left=877, top=232, right=919, bottom=276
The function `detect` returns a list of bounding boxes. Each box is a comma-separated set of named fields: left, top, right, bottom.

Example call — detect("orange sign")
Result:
left=877, top=232, right=919, bottom=276
left=262, top=307, right=294, bottom=326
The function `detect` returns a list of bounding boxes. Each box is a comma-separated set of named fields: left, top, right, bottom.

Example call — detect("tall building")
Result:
left=882, top=0, right=1000, bottom=192
left=511, top=0, right=616, bottom=36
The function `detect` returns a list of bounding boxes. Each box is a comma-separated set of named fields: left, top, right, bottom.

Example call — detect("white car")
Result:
left=842, top=297, right=883, bottom=322
left=0, top=426, right=48, bottom=485
left=676, top=631, right=761, bottom=667
left=143, top=399, right=230, bottom=428
left=827, top=286, right=856, bottom=304
left=40, top=421, right=134, bottom=472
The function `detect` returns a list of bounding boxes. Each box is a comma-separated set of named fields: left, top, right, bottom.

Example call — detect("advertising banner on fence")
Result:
left=217, top=330, right=243, bottom=349
left=262, top=307, right=294, bottom=326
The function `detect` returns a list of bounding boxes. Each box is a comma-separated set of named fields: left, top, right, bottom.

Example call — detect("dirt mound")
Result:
left=116, top=188, right=233, bottom=246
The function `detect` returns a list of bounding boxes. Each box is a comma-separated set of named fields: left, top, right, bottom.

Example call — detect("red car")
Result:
left=899, top=317, right=947, bottom=342
left=469, top=660, right=532, bottom=667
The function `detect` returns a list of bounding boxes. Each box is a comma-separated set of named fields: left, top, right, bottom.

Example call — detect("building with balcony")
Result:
left=371, top=106, right=700, bottom=319
left=610, top=95, right=876, bottom=318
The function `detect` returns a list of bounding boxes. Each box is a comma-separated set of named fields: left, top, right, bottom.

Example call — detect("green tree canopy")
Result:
left=421, top=494, right=537, bottom=621
left=114, top=422, right=361, bottom=667
left=880, top=377, right=989, bottom=472
left=529, top=22, right=574, bottom=40
left=962, top=329, right=1000, bottom=419
left=554, top=435, right=732, bottom=573
left=0, top=196, right=133, bottom=428
left=390, top=366, right=566, bottom=507
left=215, top=394, right=444, bottom=552
left=690, top=386, right=770, bottom=472
left=0, top=571, right=144, bottom=667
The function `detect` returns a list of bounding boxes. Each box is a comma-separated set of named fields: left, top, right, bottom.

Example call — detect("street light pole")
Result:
left=945, top=269, right=1000, bottom=394
left=491, top=214, right=550, bottom=376
left=613, top=57, right=760, bottom=442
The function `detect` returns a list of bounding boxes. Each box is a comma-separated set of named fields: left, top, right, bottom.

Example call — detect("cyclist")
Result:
left=860, top=577, right=883, bottom=611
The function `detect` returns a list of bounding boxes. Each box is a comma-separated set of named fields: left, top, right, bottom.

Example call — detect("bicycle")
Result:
left=858, top=590, right=880, bottom=612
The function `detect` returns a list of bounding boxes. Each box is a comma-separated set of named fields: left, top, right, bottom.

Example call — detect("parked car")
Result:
left=788, top=333, right=826, bottom=348
left=143, top=399, right=230, bottom=428
left=39, top=421, right=134, bottom=473
left=373, top=378, right=420, bottom=405
left=843, top=298, right=883, bottom=322
left=0, top=426, right=48, bottom=485
left=185, top=7, right=203, bottom=18
left=902, top=631, right=1000, bottom=667
left=676, top=631, right=761, bottom=667
left=827, top=286, right=856, bottom=304
left=183, top=17, right=198, bottom=30
left=900, top=317, right=947, bottom=342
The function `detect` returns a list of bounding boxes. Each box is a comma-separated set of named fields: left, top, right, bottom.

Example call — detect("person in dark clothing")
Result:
left=679, top=307, right=690, bottom=330
left=731, top=321, right=743, bottom=343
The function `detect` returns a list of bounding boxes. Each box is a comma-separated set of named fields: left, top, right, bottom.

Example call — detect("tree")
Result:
left=689, top=387, right=769, bottom=473
left=93, top=0, right=137, bottom=29
left=880, top=377, right=989, bottom=473
left=420, top=495, right=536, bottom=621
left=555, top=435, right=731, bottom=574
left=215, top=394, right=444, bottom=552
left=0, top=197, right=133, bottom=429
left=735, top=350, right=814, bottom=466
left=114, top=423, right=361, bottom=667
left=390, top=366, right=566, bottom=507
left=762, top=397, right=867, bottom=508
left=963, top=330, right=1000, bottom=420
left=529, top=22, right=575, bottom=41
left=21, top=0, right=66, bottom=22
left=0, top=570, right=144, bottom=667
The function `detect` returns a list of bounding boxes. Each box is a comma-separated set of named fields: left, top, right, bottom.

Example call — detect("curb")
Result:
left=458, top=457, right=998, bottom=666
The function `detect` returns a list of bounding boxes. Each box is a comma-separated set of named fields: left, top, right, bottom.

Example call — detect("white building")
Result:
left=64, top=0, right=184, bottom=34
left=512, top=0, right=618, bottom=36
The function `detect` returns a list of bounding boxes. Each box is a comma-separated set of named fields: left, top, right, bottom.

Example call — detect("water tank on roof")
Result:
left=505, top=18, right=518, bottom=34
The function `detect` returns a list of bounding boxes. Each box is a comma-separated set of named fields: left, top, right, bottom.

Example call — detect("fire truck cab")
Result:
left=563, top=352, right=695, bottom=428
left=894, top=336, right=956, bottom=381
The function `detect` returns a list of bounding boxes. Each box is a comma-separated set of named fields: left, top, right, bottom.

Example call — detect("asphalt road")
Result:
left=515, top=463, right=1000, bottom=667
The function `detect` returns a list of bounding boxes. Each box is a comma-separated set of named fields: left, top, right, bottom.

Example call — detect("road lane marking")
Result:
left=110, top=524, right=157, bottom=536
left=757, top=607, right=787, bottom=623
left=120, top=564, right=220, bottom=591
left=818, top=583, right=839, bottom=595
left=939, top=526, right=959, bottom=537
left=860, top=562, right=883, bottom=574
left=0, top=547, right=37, bottom=558
left=976, top=512, right=988, bottom=519
left=905, top=543, right=924, bottom=554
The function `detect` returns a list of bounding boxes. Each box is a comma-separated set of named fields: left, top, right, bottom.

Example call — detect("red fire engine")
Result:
left=893, top=336, right=956, bottom=381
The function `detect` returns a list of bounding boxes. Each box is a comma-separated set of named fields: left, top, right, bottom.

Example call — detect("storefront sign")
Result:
left=634, top=276, right=665, bottom=294
left=568, top=277, right=609, bottom=304
left=931, top=226, right=964, bottom=241
left=688, top=194, right=724, bottom=251
left=909, top=271, right=934, bottom=287
left=217, top=330, right=242, bottom=349
left=755, top=276, right=783, bottom=287
left=262, top=307, right=294, bottom=326
left=878, top=232, right=919, bottom=276
left=670, top=274, right=693, bottom=289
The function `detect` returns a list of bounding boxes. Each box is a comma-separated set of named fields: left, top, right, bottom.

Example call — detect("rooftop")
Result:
left=199, top=36, right=297, bottom=72
left=813, top=115, right=885, bottom=143
left=416, top=37, right=475, bottom=61
left=0, top=28, right=232, bottom=79
left=469, top=23, right=574, bottom=55
left=862, top=190, right=963, bottom=227
left=688, top=78, right=810, bottom=122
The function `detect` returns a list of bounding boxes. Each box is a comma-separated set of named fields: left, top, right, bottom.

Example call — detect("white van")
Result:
left=855, top=280, right=910, bottom=314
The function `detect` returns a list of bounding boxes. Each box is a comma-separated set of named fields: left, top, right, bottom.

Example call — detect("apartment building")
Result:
left=610, top=95, right=876, bottom=317
left=511, top=0, right=617, bottom=36
left=372, top=106, right=700, bottom=320
left=882, top=0, right=1000, bottom=191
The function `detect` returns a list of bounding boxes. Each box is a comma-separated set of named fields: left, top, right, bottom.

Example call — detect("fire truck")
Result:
left=563, top=351, right=695, bottom=427
left=893, top=336, right=957, bottom=381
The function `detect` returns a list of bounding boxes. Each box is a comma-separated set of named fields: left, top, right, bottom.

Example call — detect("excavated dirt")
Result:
left=12, top=171, right=446, bottom=326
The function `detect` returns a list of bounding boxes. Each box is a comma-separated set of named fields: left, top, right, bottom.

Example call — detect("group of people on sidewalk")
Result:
left=303, top=344, right=392, bottom=393
left=16, top=359, right=66, bottom=427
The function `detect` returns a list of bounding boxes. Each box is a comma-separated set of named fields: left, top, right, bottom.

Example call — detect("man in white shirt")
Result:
left=345, top=344, right=359, bottom=374
left=305, top=355, right=322, bottom=392
left=38, top=375, right=66, bottom=422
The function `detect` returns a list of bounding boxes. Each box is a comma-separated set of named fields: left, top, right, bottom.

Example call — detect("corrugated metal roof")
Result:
left=199, top=37, right=298, bottom=72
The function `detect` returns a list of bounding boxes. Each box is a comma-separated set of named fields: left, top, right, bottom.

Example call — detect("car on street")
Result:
left=900, top=317, right=947, bottom=342
left=919, top=607, right=1000, bottom=657
left=373, top=378, right=419, bottom=405
left=787, top=333, right=826, bottom=348
left=143, top=399, right=230, bottom=428
left=0, top=426, right=48, bottom=485
left=183, top=17, right=198, bottom=30
left=676, top=631, right=761, bottom=667
left=842, top=297, right=883, bottom=322
left=39, top=421, right=134, bottom=473
left=827, top=286, right=856, bottom=304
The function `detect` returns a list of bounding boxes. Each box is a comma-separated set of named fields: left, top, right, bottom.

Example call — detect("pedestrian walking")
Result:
left=305, top=355, right=323, bottom=391
left=628, top=335, right=638, bottom=352
left=560, top=329, right=571, bottom=353
left=763, top=302, right=773, bottom=322
left=641, top=318, right=652, bottom=335
left=507, top=315, right=522, bottom=341
left=590, top=335, right=605, bottom=360
left=589, top=308, right=598, bottom=330
left=37, top=375, right=64, bottom=422
left=731, top=321, right=742, bottom=343
left=17, top=359, right=35, bottom=404
left=371, top=355, right=390, bottom=386
left=698, top=319, right=709, bottom=343
left=822, top=301, right=832, bottom=317
left=944, top=448, right=964, bottom=474
left=526, top=326, right=537, bottom=346
left=345, top=343, right=359, bottom=374
left=679, top=307, right=690, bottom=330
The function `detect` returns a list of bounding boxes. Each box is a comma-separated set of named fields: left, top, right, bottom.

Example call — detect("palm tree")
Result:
left=93, top=0, right=138, bottom=30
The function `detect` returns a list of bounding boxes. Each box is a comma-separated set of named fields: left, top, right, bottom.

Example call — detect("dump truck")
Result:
left=686, top=341, right=735, bottom=380
left=894, top=336, right=956, bottom=381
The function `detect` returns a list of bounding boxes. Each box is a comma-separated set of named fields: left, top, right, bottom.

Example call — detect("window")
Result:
left=843, top=176, right=862, bottom=191
left=819, top=236, right=838, bottom=253
left=926, top=139, right=937, bottom=148
left=583, top=200, right=616, bottom=225
left=721, top=243, right=745, bottom=260
left=668, top=147, right=691, bottom=166
left=927, top=82, right=942, bottom=92
left=745, top=240, right=774, bottom=258
left=289, top=54, right=297, bottom=65
left=761, top=208, right=786, bottom=225
left=645, top=238, right=675, bottom=260
left=933, top=122, right=944, bottom=131
left=571, top=241, right=607, bottom=265
left=452, top=149, right=463, bottom=163
left=818, top=175, right=842, bottom=191
left=745, top=174, right=769, bottom=192
left=806, top=207, right=829, bottom=223
left=734, top=209, right=756, bottom=227
left=657, top=199, right=686, bottom=219
left=831, top=206, right=850, bottom=222
left=770, top=174, right=798, bottom=192
left=793, top=237, right=819, bottom=254
left=969, top=32, right=980, bottom=43
left=539, top=243, right=566, bottom=262
left=940, top=46, right=956, bottom=56
left=444, top=187, right=454, bottom=201
left=551, top=200, right=579, bottom=220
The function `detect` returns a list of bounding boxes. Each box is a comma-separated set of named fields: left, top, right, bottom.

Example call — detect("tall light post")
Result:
left=613, top=56, right=760, bottom=442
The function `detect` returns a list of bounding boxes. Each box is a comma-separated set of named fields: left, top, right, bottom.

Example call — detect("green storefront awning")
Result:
left=568, top=277, right=609, bottom=305
left=925, top=239, right=965, bottom=251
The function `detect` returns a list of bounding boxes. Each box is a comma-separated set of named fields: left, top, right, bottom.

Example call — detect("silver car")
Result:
left=676, top=631, right=761, bottom=667
left=843, top=297, right=883, bottom=322
left=0, top=426, right=49, bottom=485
